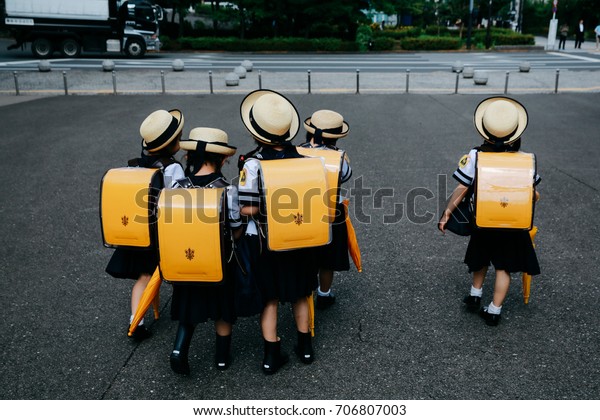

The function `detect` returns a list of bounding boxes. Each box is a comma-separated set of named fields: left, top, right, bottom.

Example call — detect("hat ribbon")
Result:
left=308, top=121, right=343, bottom=145
left=144, top=115, right=179, bottom=150
left=482, top=123, right=518, bottom=144
left=249, top=107, right=290, bottom=143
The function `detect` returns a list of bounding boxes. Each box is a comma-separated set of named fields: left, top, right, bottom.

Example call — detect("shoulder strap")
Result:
left=206, top=177, right=230, bottom=189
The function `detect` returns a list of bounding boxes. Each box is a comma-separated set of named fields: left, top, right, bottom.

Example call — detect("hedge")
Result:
left=372, top=27, right=422, bottom=39
left=401, top=36, right=462, bottom=51
left=175, top=37, right=358, bottom=52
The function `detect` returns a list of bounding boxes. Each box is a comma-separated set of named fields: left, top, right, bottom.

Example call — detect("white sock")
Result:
left=129, top=315, right=144, bottom=326
left=317, top=287, right=330, bottom=297
left=470, top=286, right=483, bottom=297
left=487, top=302, right=502, bottom=315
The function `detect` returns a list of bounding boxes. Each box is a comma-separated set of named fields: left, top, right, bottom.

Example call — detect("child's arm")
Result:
left=438, top=184, right=469, bottom=234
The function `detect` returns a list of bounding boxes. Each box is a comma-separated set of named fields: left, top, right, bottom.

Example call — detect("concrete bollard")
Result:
left=519, top=61, right=531, bottom=73
left=241, top=60, right=253, bottom=72
left=463, top=67, right=474, bottom=78
left=225, top=72, right=239, bottom=86
left=473, top=70, right=488, bottom=85
left=102, top=60, right=115, bottom=72
left=38, top=60, right=51, bottom=72
left=234, top=65, right=247, bottom=79
left=452, top=61, right=464, bottom=73
left=172, top=59, right=185, bottom=71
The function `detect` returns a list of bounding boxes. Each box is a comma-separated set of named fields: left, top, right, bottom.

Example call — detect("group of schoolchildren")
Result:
left=104, top=90, right=542, bottom=375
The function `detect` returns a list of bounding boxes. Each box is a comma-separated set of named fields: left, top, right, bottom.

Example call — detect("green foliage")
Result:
left=355, top=25, right=373, bottom=52
left=424, top=25, right=451, bottom=37
left=472, top=28, right=534, bottom=46
left=372, top=37, right=395, bottom=51
left=400, top=36, right=461, bottom=51
left=175, top=37, right=357, bottom=52
left=372, top=27, right=421, bottom=39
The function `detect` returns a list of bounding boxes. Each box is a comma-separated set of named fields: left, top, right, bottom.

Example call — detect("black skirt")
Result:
left=316, top=202, right=350, bottom=271
left=105, top=248, right=158, bottom=280
left=464, top=229, right=540, bottom=275
left=169, top=264, right=237, bottom=325
left=246, top=235, right=318, bottom=304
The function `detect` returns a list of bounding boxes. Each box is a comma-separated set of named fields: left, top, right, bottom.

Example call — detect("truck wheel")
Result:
left=60, top=39, right=81, bottom=58
left=31, top=38, right=53, bottom=58
left=125, top=39, right=146, bottom=58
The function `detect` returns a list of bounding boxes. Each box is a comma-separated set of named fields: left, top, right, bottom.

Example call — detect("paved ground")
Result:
left=0, top=92, right=598, bottom=402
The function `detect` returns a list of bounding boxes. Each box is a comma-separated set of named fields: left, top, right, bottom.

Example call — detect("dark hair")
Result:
left=479, top=138, right=521, bottom=152
left=185, top=151, right=225, bottom=176
left=305, top=131, right=337, bottom=147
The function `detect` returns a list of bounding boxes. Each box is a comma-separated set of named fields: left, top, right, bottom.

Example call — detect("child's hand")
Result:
left=438, top=211, right=450, bottom=235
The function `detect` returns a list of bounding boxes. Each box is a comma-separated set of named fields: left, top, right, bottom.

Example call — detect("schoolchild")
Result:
left=169, top=127, right=242, bottom=375
left=300, top=110, right=352, bottom=309
left=105, top=109, right=185, bottom=340
left=237, top=89, right=318, bottom=374
left=438, top=97, right=541, bottom=326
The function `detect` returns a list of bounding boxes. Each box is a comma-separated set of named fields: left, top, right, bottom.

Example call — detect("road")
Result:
left=2, top=38, right=600, bottom=73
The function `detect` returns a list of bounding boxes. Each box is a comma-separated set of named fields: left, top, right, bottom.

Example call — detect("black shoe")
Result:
left=262, top=339, right=289, bottom=375
left=170, top=350, right=190, bottom=375
left=294, top=331, right=314, bottom=364
left=129, top=324, right=152, bottom=342
left=316, top=292, right=336, bottom=310
left=479, top=307, right=501, bottom=326
left=463, top=295, right=481, bottom=313
left=215, top=334, right=232, bottom=371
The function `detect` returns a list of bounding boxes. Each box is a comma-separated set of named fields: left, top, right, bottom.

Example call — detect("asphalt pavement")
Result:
left=0, top=91, right=599, bottom=404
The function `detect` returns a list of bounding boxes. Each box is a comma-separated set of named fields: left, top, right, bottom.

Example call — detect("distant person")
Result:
left=558, top=23, right=569, bottom=50
left=575, top=19, right=585, bottom=49
left=594, top=23, right=600, bottom=50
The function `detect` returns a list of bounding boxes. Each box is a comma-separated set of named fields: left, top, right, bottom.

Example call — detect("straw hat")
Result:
left=180, top=127, right=237, bottom=156
left=304, top=109, right=349, bottom=139
left=140, top=109, right=184, bottom=152
left=474, top=97, right=528, bottom=145
left=240, top=89, right=299, bottom=144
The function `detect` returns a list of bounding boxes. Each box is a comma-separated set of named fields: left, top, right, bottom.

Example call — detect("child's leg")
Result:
left=292, top=297, right=309, bottom=333
left=318, top=269, right=334, bottom=294
left=492, top=270, right=511, bottom=308
left=260, top=299, right=279, bottom=341
left=215, top=319, right=232, bottom=337
left=472, top=266, right=488, bottom=289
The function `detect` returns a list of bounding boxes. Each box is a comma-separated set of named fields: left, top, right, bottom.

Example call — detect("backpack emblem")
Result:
left=185, top=248, right=195, bottom=260
left=293, top=212, right=303, bottom=225
left=121, top=215, right=129, bottom=226
left=500, top=197, right=509, bottom=208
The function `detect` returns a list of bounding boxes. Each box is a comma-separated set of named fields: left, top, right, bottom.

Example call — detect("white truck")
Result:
left=4, top=0, right=163, bottom=58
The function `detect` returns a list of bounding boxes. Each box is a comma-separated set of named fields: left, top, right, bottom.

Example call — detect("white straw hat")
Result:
left=140, top=109, right=184, bottom=152
left=180, top=127, right=237, bottom=156
left=240, top=89, right=299, bottom=144
left=474, top=97, right=528, bottom=145
left=304, top=109, right=349, bottom=139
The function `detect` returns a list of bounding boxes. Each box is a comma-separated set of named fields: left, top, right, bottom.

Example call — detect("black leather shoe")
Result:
left=215, top=334, right=232, bottom=371
left=463, top=295, right=481, bottom=313
left=294, top=331, right=314, bottom=364
left=170, top=350, right=190, bottom=375
left=262, top=339, right=289, bottom=375
left=479, top=307, right=501, bottom=326
left=316, top=292, right=336, bottom=310
left=129, top=324, right=152, bottom=341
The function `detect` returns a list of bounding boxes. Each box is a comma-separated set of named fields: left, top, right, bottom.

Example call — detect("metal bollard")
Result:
left=161, top=70, right=165, bottom=94
left=63, top=71, right=68, bottom=95
left=405, top=69, right=410, bottom=94
left=308, top=70, right=311, bottom=94
left=13, top=71, right=19, bottom=96
left=554, top=69, right=560, bottom=94
left=356, top=69, right=360, bottom=94
left=209, top=70, right=213, bottom=94
left=504, top=71, right=510, bottom=94
left=454, top=71, right=460, bottom=94
left=258, top=70, right=262, bottom=89
left=112, top=70, right=117, bottom=95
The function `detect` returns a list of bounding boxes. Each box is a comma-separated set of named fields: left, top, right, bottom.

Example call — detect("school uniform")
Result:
left=238, top=145, right=318, bottom=304
left=453, top=146, right=541, bottom=275
left=170, top=172, right=241, bottom=325
left=300, top=142, right=352, bottom=271
left=105, top=154, right=184, bottom=280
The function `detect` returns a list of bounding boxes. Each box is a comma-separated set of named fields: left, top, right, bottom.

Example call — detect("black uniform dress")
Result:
left=238, top=146, right=319, bottom=304
left=170, top=173, right=239, bottom=325
left=105, top=155, right=182, bottom=280
left=453, top=145, right=541, bottom=276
